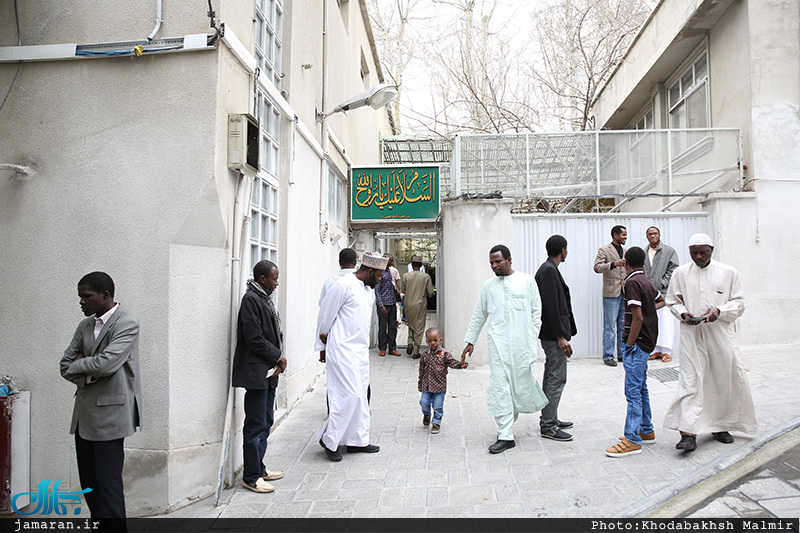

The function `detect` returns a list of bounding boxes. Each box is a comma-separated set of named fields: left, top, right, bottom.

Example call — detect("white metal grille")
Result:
left=511, top=212, right=712, bottom=359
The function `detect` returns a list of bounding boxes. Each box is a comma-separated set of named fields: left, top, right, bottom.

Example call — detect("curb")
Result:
left=620, top=417, right=800, bottom=518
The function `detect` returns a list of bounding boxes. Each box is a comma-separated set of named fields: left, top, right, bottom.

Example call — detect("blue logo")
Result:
left=11, top=480, right=92, bottom=515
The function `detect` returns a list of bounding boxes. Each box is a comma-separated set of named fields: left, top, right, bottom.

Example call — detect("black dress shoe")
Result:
left=324, top=446, right=342, bottom=461
left=713, top=431, right=734, bottom=444
left=557, top=420, right=574, bottom=429
left=412, top=353, right=421, bottom=359
left=488, top=439, right=516, bottom=454
left=346, top=444, right=380, bottom=453
left=617, top=356, right=623, bottom=362
left=604, top=358, right=618, bottom=367
left=406, top=344, right=413, bottom=355
left=676, top=435, right=697, bottom=451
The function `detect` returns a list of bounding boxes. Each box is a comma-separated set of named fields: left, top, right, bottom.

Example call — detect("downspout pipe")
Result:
left=147, top=0, right=163, bottom=42
left=216, top=171, right=253, bottom=506
left=319, top=0, right=330, bottom=243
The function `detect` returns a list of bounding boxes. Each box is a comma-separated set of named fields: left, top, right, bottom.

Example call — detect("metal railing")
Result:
left=448, top=128, right=743, bottom=211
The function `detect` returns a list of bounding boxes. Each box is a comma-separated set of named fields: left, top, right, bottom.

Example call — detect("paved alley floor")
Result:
left=159, top=339, right=800, bottom=519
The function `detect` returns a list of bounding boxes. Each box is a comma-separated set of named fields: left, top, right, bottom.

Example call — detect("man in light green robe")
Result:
left=462, top=245, right=549, bottom=453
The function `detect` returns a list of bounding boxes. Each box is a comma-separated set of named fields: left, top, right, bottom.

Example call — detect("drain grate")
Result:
left=647, top=367, right=680, bottom=383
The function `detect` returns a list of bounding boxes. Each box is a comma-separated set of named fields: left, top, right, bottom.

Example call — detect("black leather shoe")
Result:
left=324, top=446, right=342, bottom=461
left=346, top=444, right=380, bottom=453
left=604, top=358, right=618, bottom=367
left=557, top=420, right=574, bottom=429
left=618, top=356, right=623, bottom=362
left=713, top=431, right=734, bottom=444
left=676, top=435, right=697, bottom=451
left=488, top=440, right=516, bottom=454
left=412, top=353, right=421, bottom=359
left=406, top=344, right=413, bottom=355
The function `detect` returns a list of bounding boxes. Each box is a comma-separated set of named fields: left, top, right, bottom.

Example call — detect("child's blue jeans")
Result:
left=420, top=391, right=445, bottom=426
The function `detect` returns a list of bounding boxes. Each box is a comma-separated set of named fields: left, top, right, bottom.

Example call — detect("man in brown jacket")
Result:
left=593, top=225, right=627, bottom=366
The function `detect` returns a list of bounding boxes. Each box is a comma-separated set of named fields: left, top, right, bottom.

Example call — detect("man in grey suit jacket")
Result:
left=60, top=272, right=141, bottom=527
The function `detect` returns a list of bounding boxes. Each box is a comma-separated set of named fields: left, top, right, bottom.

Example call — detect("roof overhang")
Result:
left=591, top=0, right=736, bottom=130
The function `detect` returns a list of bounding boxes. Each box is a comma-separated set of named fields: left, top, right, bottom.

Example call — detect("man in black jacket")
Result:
left=535, top=235, right=577, bottom=442
left=232, top=260, right=287, bottom=493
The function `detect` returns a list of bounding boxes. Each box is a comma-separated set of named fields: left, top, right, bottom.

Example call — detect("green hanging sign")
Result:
left=351, top=165, right=440, bottom=222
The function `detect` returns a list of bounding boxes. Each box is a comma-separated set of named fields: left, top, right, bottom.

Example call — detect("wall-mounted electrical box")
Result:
left=228, top=113, right=260, bottom=176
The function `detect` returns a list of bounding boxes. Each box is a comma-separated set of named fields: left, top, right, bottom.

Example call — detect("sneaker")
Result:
left=422, top=414, right=431, bottom=426
left=605, top=437, right=642, bottom=458
left=639, top=431, right=656, bottom=443
left=431, top=424, right=440, bottom=434
left=676, top=435, right=697, bottom=451
left=603, top=358, right=618, bottom=367
left=242, top=478, right=274, bottom=493
left=541, top=428, right=573, bottom=441
left=261, top=469, right=284, bottom=481
left=557, top=420, right=574, bottom=429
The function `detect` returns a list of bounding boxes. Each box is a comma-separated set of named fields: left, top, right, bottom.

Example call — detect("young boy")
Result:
left=418, top=327, right=468, bottom=434
left=605, top=247, right=665, bottom=457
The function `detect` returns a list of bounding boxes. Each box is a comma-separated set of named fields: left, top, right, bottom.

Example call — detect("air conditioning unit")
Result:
left=228, top=113, right=260, bottom=176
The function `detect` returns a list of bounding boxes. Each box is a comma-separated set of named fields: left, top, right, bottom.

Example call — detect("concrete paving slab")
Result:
left=150, top=342, right=800, bottom=519
left=737, top=478, right=800, bottom=501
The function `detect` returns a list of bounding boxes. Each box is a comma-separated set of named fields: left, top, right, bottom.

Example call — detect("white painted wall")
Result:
left=590, top=0, right=800, bottom=347
left=0, top=0, right=391, bottom=517
left=441, top=198, right=514, bottom=368
left=512, top=213, right=711, bottom=359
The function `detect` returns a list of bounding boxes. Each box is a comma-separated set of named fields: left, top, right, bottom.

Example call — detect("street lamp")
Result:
left=317, top=83, right=398, bottom=121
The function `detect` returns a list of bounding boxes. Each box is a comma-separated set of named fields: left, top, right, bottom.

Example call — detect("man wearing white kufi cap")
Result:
left=315, top=252, right=387, bottom=461
left=664, top=233, right=756, bottom=452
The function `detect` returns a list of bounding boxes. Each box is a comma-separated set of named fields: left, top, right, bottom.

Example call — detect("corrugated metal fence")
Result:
left=511, top=212, right=712, bottom=359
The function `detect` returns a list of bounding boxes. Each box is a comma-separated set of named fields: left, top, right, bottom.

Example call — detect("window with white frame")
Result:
left=256, top=90, right=281, bottom=177
left=251, top=175, right=279, bottom=270
left=255, top=0, right=283, bottom=89
left=668, top=52, right=708, bottom=152
left=327, top=167, right=347, bottom=230
left=250, top=89, right=281, bottom=270
left=630, top=107, right=655, bottom=180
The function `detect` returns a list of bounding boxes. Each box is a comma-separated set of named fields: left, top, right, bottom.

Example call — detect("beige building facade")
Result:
left=590, top=0, right=799, bottom=346
left=0, top=0, right=391, bottom=515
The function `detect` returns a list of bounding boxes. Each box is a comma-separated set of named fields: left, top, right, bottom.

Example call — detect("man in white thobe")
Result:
left=462, top=245, right=549, bottom=454
left=664, top=233, right=756, bottom=452
left=315, top=252, right=387, bottom=461
left=318, top=248, right=358, bottom=307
